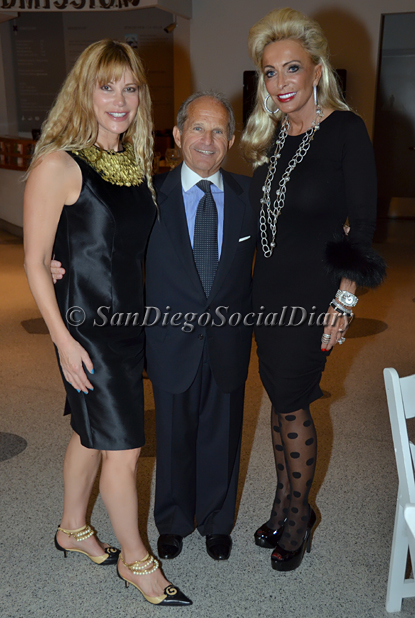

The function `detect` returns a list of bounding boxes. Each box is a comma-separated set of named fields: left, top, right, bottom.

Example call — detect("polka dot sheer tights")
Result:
left=267, top=405, right=317, bottom=551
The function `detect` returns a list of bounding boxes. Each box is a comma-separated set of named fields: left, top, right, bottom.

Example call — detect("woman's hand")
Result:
left=321, top=277, right=356, bottom=351
left=320, top=305, right=350, bottom=352
left=56, top=334, right=94, bottom=393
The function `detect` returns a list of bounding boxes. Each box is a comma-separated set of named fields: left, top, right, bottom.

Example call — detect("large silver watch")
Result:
left=335, top=289, right=358, bottom=308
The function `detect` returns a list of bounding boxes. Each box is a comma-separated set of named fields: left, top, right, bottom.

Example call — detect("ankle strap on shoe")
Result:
left=57, top=524, right=95, bottom=542
left=119, top=553, right=159, bottom=575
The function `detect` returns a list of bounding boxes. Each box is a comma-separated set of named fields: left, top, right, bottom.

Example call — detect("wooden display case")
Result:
left=0, top=137, right=36, bottom=172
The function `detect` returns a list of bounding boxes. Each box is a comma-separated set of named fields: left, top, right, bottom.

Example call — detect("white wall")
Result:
left=188, top=0, right=415, bottom=174
left=2, top=1, right=415, bottom=174
left=173, top=15, right=193, bottom=117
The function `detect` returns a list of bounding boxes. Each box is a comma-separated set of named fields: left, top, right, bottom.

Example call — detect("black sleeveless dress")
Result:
left=250, top=111, right=377, bottom=414
left=53, top=150, right=156, bottom=450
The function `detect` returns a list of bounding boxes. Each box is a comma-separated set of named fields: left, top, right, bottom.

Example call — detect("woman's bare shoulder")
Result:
left=26, top=150, right=82, bottom=205
left=31, top=150, right=78, bottom=177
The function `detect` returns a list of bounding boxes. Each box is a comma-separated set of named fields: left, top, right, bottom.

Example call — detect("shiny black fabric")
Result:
left=53, top=152, right=156, bottom=450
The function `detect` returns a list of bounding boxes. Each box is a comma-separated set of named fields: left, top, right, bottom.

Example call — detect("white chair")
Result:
left=404, top=504, right=415, bottom=545
left=384, top=368, right=415, bottom=612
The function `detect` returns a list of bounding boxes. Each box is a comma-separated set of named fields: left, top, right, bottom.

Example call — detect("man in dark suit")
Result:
left=146, top=92, right=257, bottom=561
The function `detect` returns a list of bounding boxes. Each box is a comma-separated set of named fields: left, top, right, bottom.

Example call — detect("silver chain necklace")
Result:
left=259, top=108, right=323, bottom=258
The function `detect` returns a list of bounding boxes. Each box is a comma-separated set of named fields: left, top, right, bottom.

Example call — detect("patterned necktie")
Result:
left=193, top=180, right=218, bottom=297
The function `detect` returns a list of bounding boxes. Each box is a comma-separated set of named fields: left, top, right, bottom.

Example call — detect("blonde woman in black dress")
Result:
left=241, top=9, right=385, bottom=571
left=24, top=40, right=191, bottom=606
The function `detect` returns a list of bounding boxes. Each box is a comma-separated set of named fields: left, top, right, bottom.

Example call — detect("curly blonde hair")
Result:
left=28, top=39, right=155, bottom=200
left=240, top=7, right=350, bottom=167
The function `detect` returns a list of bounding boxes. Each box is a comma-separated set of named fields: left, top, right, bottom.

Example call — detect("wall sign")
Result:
left=2, top=0, right=140, bottom=9
left=11, top=14, right=67, bottom=132
left=0, top=0, right=191, bottom=16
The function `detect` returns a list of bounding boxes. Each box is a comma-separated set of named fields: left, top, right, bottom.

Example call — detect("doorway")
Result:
left=373, top=12, right=415, bottom=228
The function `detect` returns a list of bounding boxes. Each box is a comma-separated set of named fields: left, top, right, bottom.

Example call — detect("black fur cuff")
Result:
left=324, top=236, right=386, bottom=288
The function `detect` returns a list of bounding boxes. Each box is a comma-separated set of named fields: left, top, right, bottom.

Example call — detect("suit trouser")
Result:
left=153, top=342, right=245, bottom=537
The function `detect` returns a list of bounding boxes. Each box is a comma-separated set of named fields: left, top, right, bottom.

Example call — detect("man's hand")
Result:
left=51, top=259, right=65, bottom=283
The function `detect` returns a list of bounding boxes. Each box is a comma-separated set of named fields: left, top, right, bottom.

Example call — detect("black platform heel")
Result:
left=271, top=508, right=317, bottom=572
left=254, top=519, right=286, bottom=549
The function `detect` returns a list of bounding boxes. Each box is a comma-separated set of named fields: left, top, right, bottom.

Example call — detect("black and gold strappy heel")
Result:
left=117, top=553, right=192, bottom=606
left=54, top=524, right=120, bottom=565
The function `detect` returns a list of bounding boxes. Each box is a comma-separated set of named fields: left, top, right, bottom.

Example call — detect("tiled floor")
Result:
left=1, top=221, right=415, bottom=617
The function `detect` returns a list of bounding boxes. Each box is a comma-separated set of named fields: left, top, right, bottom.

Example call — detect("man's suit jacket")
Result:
left=145, top=164, right=257, bottom=395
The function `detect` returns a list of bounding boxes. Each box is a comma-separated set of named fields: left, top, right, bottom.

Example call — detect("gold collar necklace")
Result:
left=72, top=143, right=144, bottom=187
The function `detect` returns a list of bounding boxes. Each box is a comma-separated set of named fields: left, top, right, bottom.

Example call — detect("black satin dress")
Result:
left=251, top=111, right=377, bottom=414
left=53, top=152, right=156, bottom=450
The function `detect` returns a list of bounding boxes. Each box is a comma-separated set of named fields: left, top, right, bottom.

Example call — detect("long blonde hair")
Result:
left=28, top=39, right=155, bottom=199
left=240, top=7, right=350, bottom=167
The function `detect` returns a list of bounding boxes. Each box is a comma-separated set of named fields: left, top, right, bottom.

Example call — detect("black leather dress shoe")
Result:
left=205, top=534, right=232, bottom=560
left=157, top=534, right=183, bottom=559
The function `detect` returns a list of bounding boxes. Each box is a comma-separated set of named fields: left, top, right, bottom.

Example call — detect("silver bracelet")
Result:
left=336, top=289, right=358, bottom=308
left=330, top=299, right=353, bottom=316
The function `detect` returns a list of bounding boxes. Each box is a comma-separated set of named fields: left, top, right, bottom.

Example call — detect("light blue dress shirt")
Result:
left=181, top=162, right=224, bottom=258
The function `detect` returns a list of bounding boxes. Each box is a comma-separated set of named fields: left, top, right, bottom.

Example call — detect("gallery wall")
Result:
left=0, top=8, right=175, bottom=136
left=188, top=0, right=415, bottom=174
left=1, top=0, right=415, bottom=175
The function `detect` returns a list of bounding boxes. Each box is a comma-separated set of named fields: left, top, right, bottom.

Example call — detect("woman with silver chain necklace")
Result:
left=241, top=8, right=385, bottom=572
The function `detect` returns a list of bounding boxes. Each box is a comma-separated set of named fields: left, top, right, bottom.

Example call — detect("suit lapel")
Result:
left=208, top=170, right=245, bottom=301
left=157, top=165, right=205, bottom=296
left=156, top=166, right=247, bottom=303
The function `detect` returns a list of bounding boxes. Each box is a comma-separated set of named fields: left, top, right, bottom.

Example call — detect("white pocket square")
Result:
left=239, top=236, right=251, bottom=242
